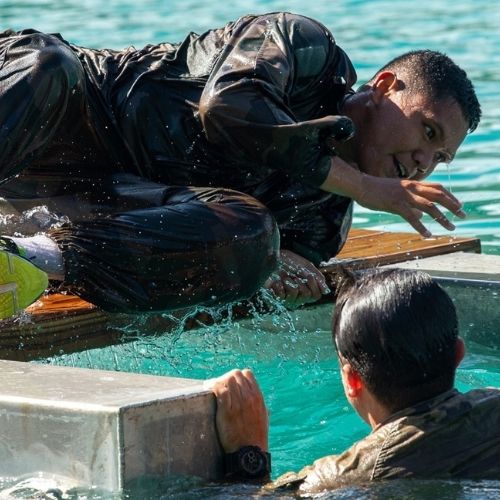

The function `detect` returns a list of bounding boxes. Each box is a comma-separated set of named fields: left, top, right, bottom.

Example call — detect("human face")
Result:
left=353, top=87, right=469, bottom=181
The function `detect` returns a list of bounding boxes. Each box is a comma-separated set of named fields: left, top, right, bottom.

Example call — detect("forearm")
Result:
left=319, top=155, right=364, bottom=199
left=320, top=155, right=466, bottom=237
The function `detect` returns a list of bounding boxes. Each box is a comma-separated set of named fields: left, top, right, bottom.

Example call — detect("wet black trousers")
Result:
left=0, top=30, right=279, bottom=313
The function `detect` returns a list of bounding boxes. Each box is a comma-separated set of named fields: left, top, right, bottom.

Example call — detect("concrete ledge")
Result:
left=0, top=360, right=222, bottom=491
left=298, top=252, right=500, bottom=349
left=382, top=251, right=500, bottom=283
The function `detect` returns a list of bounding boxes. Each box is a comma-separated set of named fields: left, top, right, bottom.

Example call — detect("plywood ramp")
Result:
left=0, top=230, right=481, bottom=361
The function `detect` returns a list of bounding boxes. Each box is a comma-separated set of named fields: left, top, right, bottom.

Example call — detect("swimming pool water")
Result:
left=43, top=292, right=500, bottom=479
left=2, top=0, right=500, bottom=497
left=36, top=290, right=500, bottom=498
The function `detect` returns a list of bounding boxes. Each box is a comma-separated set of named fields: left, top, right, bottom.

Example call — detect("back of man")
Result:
left=211, top=269, right=500, bottom=493
left=375, top=388, right=500, bottom=480
left=284, top=387, right=500, bottom=493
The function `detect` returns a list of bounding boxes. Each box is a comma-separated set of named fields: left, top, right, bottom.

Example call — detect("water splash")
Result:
left=41, top=287, right=313, bottom=378
left=0, top=204, right=70, bottom=235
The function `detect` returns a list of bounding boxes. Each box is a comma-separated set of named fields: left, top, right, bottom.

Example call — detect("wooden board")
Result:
left=0, top=230, right=481, bottom=361
left=330, top=230, right=481, bottom=269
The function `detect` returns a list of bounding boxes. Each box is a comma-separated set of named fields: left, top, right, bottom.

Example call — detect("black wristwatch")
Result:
left=224, top=445, right=271, bottom=480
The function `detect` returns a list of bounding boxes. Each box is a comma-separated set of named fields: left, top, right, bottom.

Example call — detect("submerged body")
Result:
left=274, top=388, right=500, bottom=492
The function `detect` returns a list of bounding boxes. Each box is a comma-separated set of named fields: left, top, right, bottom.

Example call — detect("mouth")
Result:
left=393, top=157, right=408, bottom=178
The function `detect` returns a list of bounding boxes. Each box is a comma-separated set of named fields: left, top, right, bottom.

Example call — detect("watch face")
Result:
left=240, top=447, right=266, bottom=475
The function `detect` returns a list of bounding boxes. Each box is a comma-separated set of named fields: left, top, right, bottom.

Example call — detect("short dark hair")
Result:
left=374, top=50, right=481, bottom=133
left=333, top=269, right=459, bottom=412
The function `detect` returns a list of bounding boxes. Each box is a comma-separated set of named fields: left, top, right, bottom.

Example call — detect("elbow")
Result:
left=199, top=89, right=239, bottom=145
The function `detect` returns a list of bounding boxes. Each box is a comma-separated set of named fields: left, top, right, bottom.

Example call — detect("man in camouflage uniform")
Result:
left=211, top=269, right=500, bottom=490
left=0, top=13, right=481, bottom=315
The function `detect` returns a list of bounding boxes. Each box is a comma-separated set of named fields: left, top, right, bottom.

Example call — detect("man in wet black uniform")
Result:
left=0, top=12, right=481, bottom=317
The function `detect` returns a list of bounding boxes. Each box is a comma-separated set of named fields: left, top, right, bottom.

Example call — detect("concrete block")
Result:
left=0, top=360, right=222, bottom=491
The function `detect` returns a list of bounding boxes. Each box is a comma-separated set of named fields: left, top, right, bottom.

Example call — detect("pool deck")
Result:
left=381, top=251, right=500, bottom=283
left=0, top=229, right=486, bottom=361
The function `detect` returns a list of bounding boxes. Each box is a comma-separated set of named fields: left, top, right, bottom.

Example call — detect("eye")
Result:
left=425, top=125, right=435, bottom=140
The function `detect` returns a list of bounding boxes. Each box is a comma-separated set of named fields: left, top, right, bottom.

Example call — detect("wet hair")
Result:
left=372, top=50, right=481, bottom=133
left=333, top=268, right=459, bottom=412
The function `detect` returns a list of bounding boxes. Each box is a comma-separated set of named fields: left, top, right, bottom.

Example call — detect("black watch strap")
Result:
left=224, top=445, right=271, bottom=480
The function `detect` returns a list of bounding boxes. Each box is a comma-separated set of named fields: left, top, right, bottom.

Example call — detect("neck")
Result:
left=335, top=92, right=365, bottom=164
left=357, top=391, right=393, bottom=430
left=366, top=406, right=392, bottom=430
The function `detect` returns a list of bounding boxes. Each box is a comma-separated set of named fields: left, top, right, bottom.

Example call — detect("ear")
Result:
left=455, top=337, right=466, bottom=367
left=371, top=71, right=398, bottom=105
left=341, top=363, right=364, bottom=398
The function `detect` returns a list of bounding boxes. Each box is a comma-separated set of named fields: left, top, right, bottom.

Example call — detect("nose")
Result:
left=412, top=148, right=436, bottom=178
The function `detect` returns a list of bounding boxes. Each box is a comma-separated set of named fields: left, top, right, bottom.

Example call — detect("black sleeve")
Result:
left=199, top=13, right=356, bottom=187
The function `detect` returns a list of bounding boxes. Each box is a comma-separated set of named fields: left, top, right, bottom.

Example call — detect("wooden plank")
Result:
left=0, top=297, right=194, bottom=361
left=0, top=230, right=482, bottom=360
left=340, top=228, right=386, bottom=240
left=327, top=230, right=481, bottom=270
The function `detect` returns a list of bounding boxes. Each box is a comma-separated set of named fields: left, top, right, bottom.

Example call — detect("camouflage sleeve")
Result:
left=199, top=13, right=356, bottom=187
left=268, top=427, right=389, bottom=494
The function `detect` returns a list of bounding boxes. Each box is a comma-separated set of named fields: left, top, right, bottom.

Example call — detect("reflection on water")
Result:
left=3, top=452, right=500, bottom=499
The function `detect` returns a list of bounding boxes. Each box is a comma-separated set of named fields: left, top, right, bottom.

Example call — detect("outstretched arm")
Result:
left=320, top=156, right=466, bottom=237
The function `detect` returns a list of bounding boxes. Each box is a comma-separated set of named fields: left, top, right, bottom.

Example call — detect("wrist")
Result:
left=221, top=430, right=268, bottom=454
left=319, top=156, right=363, bottom=200
left=224, top=441, right=268, bottom=454
left=224, top=446, right=271, bottom=481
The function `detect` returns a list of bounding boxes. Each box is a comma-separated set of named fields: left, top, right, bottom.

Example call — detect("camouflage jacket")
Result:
left=71, top=12, right=357, bottom=263
left=272, top=388, right=500, bottom=494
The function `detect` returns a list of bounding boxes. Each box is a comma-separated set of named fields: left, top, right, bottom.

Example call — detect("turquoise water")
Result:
left=2, top=0, right=500, bottom=497
left=43, top=291, right=500, bottom=479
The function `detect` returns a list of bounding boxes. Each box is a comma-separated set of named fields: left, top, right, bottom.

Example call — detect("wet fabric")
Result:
left=50, top=176, right=279, bottom=312
left=0, top=13, right=357, bottom=312
left=272, top=388, right=500, bottom=493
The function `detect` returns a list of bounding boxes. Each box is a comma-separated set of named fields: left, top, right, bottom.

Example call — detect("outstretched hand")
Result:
left=320, top=157, right=466, bottom=238
left=207, top=369, right=269, bottom=453
left=358, top=175, right=466, bottom=237
left=264, top=249, right=330, bottom=308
